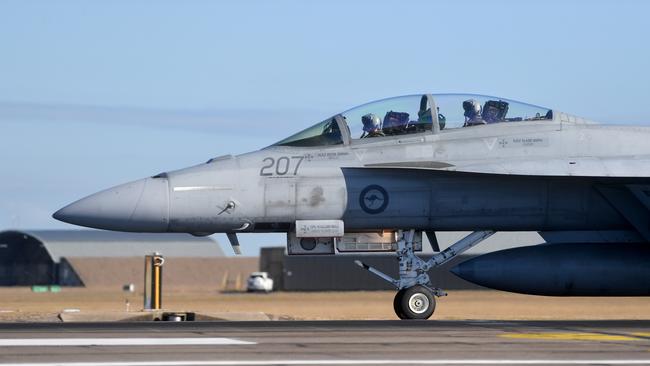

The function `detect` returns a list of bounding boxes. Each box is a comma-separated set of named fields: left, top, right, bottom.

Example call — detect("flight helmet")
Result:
left=362, top=113, right=381, bottom=132
left=463, top=99, right=482, bottom=120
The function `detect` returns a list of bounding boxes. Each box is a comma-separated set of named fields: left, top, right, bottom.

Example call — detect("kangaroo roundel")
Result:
left=359, top=185, right=389, bottom=214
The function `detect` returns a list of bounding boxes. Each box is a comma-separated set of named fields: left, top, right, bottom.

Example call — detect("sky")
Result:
left=1, top=0, right=649, bottom=255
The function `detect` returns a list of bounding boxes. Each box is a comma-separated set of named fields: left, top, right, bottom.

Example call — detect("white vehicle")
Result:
left=246, top=272, right=273, bottom=292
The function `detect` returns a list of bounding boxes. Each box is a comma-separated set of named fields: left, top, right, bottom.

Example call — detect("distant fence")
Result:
left=67, top=257, right=258, bottom=290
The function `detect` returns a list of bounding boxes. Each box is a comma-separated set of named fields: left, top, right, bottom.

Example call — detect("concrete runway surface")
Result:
left=0, top=321, right=648, bottom=365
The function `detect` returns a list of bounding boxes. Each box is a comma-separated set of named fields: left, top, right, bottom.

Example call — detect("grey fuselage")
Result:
left=53, top=116, right=650, bottom=237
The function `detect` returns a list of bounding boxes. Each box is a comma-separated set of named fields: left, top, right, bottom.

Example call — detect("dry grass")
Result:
left=0, top=288, right=649, bottom=321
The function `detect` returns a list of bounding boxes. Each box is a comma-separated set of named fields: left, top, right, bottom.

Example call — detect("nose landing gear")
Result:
left=356, top=229, right=494, bottom=320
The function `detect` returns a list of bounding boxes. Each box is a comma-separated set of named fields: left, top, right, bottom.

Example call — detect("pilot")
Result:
left=361, top=113, right=384, bottom=138
left=463, top=99, right=486, bottom=127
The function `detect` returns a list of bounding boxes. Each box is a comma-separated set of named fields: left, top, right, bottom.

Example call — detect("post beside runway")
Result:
left=144, top=253, right=164, bottom=310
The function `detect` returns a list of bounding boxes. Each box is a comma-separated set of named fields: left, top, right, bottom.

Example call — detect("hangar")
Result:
left=0, top=230, right=226, bottom=287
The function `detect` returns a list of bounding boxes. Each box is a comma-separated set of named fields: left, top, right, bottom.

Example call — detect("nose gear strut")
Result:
left=355, top=229, right=494, bottom=319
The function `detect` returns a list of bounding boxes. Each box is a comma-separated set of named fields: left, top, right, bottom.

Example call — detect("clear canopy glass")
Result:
left=435, top=94, right=552, bottom=129
left=342, top=95, right=435, bottom=140
left=271, top=94, right=553, bottom=147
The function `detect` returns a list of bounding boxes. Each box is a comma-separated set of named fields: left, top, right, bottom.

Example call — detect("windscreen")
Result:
left=272, top=117, right=343, bottom=147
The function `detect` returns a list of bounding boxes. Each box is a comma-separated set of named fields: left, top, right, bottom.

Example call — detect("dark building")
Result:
left=260, top=247, right=484, bottom=291
left=0, top=230, right=223, bottom=287
left=260, top=247, right=286, bottom=290
left=0, top=230, right=70, bottom=285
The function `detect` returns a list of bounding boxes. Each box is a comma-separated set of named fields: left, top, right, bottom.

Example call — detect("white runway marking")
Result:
left=0, top=337, right=254, bottom=346
left=2, top=360, right=650, bottom=365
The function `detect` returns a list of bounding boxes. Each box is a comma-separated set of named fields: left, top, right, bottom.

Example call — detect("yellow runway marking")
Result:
left=632, top=333, right=650, bottom=337
left=501, top=333, right=642, bottom=341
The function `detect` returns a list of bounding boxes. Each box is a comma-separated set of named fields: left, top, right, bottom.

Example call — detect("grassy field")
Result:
left=0, top=287, right=649, bottom=321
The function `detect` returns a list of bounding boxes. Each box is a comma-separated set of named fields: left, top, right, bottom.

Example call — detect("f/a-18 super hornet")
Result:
left=54, top=93, right=650, bottom=319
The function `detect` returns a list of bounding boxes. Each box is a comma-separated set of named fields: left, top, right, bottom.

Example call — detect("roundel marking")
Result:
left=359, top=184, right=389, bottom=214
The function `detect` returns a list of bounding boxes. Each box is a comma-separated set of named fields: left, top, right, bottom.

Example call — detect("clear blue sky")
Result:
left=1, top=0, right=649, bottom=255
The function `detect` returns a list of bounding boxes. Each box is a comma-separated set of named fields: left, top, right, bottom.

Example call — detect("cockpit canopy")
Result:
left=273, top=94, right=553, bottom=147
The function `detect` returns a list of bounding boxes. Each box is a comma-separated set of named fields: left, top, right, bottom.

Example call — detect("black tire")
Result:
left=393, top=289, right=407, bottom=319
left=398, top=285, right=435, bottom=320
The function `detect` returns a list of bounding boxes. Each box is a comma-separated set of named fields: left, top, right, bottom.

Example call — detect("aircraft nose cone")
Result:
left=53, top=177, right=170, bottom=232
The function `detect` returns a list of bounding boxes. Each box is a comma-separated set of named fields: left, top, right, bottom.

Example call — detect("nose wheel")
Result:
left=393, top=285, right=436, bottom=320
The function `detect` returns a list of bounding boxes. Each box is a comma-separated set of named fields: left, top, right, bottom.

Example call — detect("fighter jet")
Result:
left=54, top=93, right=650, bottom=319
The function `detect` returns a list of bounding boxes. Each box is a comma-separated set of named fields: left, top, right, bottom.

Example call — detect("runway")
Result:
left=0, top=320, right=648, bottom=365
